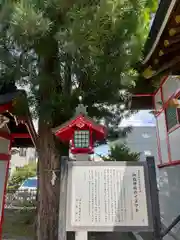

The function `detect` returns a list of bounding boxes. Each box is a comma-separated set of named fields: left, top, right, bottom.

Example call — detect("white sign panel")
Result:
left=66, top=162, right=153, bottom=232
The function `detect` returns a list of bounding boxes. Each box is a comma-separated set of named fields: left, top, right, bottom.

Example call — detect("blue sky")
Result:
left=120, top=110, right=155, bottom=127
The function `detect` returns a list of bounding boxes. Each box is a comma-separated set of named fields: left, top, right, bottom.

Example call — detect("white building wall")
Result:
left=112, top=126, right=158, bottom=162
left=169, top=127, right=180, bottom=161
left=155, top=76, right=180, bottom=239
left=156, top=111, right=169, bottom=163
left=154, top=75, right=180, bottom=164
left=9, top=148, right=37, bottom=176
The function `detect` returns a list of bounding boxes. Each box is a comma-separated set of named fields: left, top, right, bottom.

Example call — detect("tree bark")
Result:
left=37, top=120, right=61, bottom=240
left=35, top=14, right=74, bottom=237
left=36, top=37, right=63, bottom=240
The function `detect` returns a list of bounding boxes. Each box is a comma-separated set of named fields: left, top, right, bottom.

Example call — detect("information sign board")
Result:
left=66, top=161, right=153, bottom=232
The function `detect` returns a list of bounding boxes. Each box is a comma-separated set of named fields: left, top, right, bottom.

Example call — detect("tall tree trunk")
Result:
left=37, top=120, right=60, bottom=240
left=36, top=36, right=63, bottom=240
left=35, top=14, right=73, bottom=236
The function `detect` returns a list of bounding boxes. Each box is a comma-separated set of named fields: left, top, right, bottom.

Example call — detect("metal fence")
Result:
left=5, top=189, right=37, bottom=209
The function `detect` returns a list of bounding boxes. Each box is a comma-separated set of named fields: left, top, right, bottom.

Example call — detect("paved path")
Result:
left=2, top=234, right=135, bottom=240
left=3, top=237, right=33, bottom=240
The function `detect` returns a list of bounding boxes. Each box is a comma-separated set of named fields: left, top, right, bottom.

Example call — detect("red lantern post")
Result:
left=53, top=101, right=107, bottom=160
left=53, top=99, right=107, bottom=240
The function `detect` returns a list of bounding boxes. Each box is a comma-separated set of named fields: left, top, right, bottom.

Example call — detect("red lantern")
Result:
left=53, top=114, right=106, bottom=155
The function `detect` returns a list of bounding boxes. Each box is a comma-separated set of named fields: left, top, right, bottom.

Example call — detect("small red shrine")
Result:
left=52, top=102, right=107, bottom=155
left=0, top=89, right=37, bottom=239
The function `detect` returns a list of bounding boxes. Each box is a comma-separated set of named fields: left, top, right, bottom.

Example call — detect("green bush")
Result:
left=102, top=144, right=140, bottom=162
left=7, top=162, right=37, bottom=191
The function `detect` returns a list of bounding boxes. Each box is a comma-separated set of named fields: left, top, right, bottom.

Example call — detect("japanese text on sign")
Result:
left=68, top=165, right=149, bottom=228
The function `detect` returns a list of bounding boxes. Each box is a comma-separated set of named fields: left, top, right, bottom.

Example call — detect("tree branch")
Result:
left=63, top=53, right=72, bottom=95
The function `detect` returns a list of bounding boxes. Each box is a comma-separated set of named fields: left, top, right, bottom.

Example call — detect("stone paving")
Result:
left=2, top=238, right=33, bottom=240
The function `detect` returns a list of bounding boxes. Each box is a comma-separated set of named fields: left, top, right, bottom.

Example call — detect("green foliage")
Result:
left=8, top=163, right=37, bottom=190
left=0, top=1, right=157, bottom=238
left=0, top=0, right=157, bottom=129
left=102, top=144, right=140, bottom=161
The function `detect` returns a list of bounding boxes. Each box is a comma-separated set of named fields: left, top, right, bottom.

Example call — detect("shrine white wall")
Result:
left=0, top=138, right=9, bottom=154
left=169, top=128, right=180, bottom=161
left=155, top=76, right=180, bottom=164
left=162, top=76, right=180, bottom=102
left=154, top=76, right=180, bottom=239
left=156, top=111, right=169, bottom=163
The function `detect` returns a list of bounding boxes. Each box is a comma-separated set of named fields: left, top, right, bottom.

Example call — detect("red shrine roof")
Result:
left=141, top=0, right=180, bottom=79
left=52, top=114, right=107, bottom=142
left=0, top=90, right=37, bottom=147
left=130, top=0, right=179, bottom=110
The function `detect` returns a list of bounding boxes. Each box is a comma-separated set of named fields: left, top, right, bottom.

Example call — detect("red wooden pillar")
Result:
left=0, top=130, right=11, bottom=239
